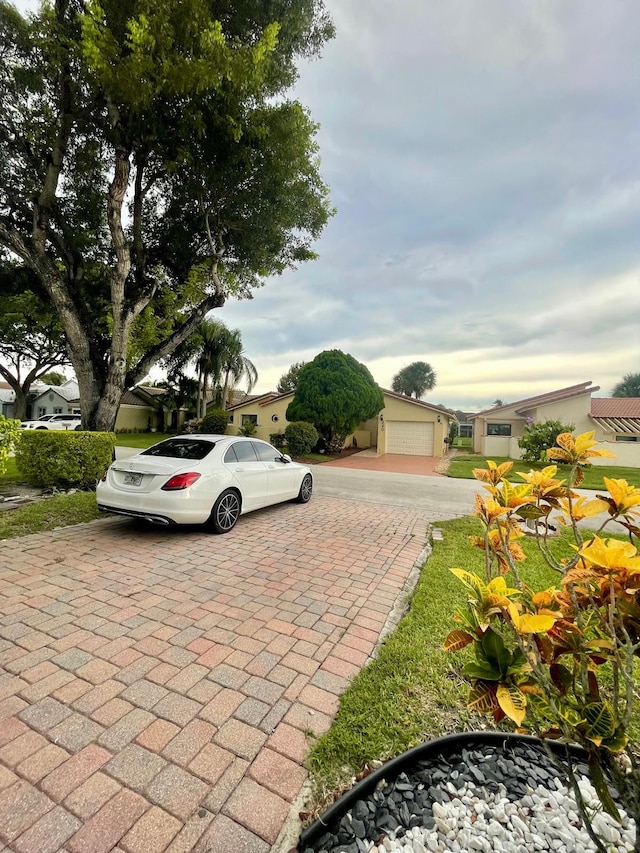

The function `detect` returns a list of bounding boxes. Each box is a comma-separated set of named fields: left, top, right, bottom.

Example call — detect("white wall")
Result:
left=590, top=441, right=640, bottom=468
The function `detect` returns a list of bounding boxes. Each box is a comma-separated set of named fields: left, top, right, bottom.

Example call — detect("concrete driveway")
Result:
left=0, top=494, right=440, bottom=853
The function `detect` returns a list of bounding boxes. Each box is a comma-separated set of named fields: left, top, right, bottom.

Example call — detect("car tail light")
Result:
left=162, top=472, right=201, bottom=491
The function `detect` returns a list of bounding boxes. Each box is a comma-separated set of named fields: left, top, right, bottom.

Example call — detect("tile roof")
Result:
left=591, top=398, right=640, bottom=418
left=381, top=389, right=457, bottom=417
left=471, top=381, right=598, bottom=418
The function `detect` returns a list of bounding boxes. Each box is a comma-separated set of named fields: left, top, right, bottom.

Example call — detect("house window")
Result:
left=228, top=414, right=234, bottom=423
left=615, top=435, right=638, bottom=442
left=53, top=407, right=63, bottom=414
left=487, top=423, right=512, bottom=436
left=241, top=414, right=258, bottom=425
left=37, top=407, right=47, bottom=417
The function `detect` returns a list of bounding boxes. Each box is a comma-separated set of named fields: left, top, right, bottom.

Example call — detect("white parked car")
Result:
left=97, top=434, right=313, bottom=533
left=20, top=414, right=83, bottom=430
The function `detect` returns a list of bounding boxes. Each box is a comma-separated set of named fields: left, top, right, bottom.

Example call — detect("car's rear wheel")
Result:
left=209, top=489, right=241, bottom=534
left=296, top=473, right=313, bottom=504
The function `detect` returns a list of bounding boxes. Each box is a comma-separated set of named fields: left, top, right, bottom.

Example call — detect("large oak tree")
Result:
left=0, top=0, right=333, bottom=430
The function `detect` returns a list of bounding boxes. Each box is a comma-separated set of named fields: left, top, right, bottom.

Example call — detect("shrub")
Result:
left=285, top=421, right=318, bottom=457
left=518, top=419, right=574, bottom=463
left=200, top=409, right=229, bottom=435
left=270, top=432, right=286, bottom=450
left=0, top=416, right=21, bottom=477
left=445, top=432, right=640, bottom=846
left=15, top=431, right=116, bottom=489
left=238, top=420, right=257, bottom=437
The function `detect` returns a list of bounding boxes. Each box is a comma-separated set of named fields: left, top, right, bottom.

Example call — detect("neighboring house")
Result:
left=30, top=380, right=82, bottom=418
left=28, top=380, right=187, bottom=432
left=470, top=381, right=640, bottom=467
left=226, top=389, right=456, bottom=457
left=453, top=410, right=475, bottom=439
left=0, top=383, right=15, bottom=418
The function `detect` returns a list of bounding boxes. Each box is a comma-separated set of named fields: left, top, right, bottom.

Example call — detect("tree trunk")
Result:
left=12, top=388, right=28, bottom=421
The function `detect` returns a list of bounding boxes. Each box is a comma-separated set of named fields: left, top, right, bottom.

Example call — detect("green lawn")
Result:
left=0, top=456, right=19, bottom=488
left=114, top=433, right=174, bottom=448
left=447, top=454, right=640, bottom=490
left=0, top=492, right=102, bottom=540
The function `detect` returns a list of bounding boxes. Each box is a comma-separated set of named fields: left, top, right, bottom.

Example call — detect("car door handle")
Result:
left=235, top=466, right=245, bottom=472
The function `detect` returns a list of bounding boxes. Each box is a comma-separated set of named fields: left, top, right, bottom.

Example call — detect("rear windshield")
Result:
left=141, top=438, right=215, bottom=460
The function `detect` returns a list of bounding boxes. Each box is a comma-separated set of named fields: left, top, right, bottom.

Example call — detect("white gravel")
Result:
left=357, top=774, right=636, bottom=853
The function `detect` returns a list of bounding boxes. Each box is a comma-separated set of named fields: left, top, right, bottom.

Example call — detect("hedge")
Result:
left=15, top=431, right=116, bottom=490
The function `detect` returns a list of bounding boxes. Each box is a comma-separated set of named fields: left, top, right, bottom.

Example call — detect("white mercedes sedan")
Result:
left=97, top=434, right=313, bottom=534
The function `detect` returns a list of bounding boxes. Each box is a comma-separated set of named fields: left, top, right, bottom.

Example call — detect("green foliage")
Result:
left=238, top=419, right=257, bottom=437
left=448, top=420, right=459, bottom=444
left=286, top=350, right=384, bottom=445
left=285, top=421, right=318, bottom=457
left=39, top=372, right=67, bottom=386
left=270, top=432, right=286, bottom=450
left=200, top=409, right=229, bottom=435
left=0, top=0, right=334, bottom=430
left=612, top=372, right=640, bottom=398
left=0, top=416, right=21, bottom=477
left=277, top=361, right=307, bottom=394
left=518, top=419, right=574, bottom=463
left=391, top=361, right=437, bottom=398
left=15, top=432, right=116, bottom=490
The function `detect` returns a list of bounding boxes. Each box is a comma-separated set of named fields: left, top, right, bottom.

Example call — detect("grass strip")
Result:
left=447, top=455, right=640, bottom=490
left=0, top=492, right=102, bottom=540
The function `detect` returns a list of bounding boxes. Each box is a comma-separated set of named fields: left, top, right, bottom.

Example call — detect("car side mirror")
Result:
left=281, top=454, right=292, bottom=463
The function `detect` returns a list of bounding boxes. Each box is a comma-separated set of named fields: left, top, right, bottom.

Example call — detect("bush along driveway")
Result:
left=0, top=495, right=438, bottom=852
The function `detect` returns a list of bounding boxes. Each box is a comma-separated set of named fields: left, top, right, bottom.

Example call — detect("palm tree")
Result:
left=163, top=319, right=257, bottom=416
left=612, top=373, right=640, bottom=397
left=391, top=361, right=437, bottom=399
left=219, top=328, right=258, bottom=408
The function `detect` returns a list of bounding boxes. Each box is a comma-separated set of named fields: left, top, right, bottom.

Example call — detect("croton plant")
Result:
left=445, top=432, right=640, bottom=850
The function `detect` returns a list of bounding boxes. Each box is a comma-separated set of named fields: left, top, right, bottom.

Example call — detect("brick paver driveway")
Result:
left=0, top=495, right=434, bottom=853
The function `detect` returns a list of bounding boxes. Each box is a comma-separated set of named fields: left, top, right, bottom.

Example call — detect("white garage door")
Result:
left=386, top=421, right=434, bottom=455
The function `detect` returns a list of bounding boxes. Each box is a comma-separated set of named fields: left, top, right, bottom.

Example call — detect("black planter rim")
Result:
left=299, top=730, right=588, bottom=848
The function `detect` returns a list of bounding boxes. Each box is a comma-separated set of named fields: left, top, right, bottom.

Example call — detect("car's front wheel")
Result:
left=296, top=473, right=313, bottom=504
left=209, top=489, right=241, bottom=534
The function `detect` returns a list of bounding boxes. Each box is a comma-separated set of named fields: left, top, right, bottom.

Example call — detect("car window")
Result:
left=230, top=441, right=259, bottom=462
left=223, top=446, right=238, bottom=463
left=252, top=442, right=281, bottom=463
left=141, top=438, right=215, bottom=460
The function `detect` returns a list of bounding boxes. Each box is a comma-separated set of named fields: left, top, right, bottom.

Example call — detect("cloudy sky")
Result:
left=12, top=0, right=640, bottom=410
left=217, top=0, right=640, bottom=410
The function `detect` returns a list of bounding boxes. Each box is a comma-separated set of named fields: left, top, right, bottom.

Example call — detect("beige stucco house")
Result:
left=470, top=381, right=640, bottom=467
left=226, top=389, right=455, bottom=457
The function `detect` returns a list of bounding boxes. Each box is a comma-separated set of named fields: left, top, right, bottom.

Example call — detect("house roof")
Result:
left=591, top=398, right=640, bottom=418
left=226, top=388, right=455, bottom=419
left=470, top=381, right=599, bottom=419
left=590, top=397, right=640, bottom=436
left=381, top=389, right=457, bottom=418
left=226, top=391, right=293, bottom=411
left=32, top=382, right=80, bottom=403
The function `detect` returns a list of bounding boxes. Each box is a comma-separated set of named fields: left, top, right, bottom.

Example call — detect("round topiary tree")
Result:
left=286, top=350, right=384, bottom=448
left=200, top=409, right=230, bottom=435
left=285, top=421, right=318, bottom=457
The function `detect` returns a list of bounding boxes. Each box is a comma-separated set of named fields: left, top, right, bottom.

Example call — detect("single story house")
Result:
left=0, top=383, right=16, bottom=418
left=470, top=381, right=640, bottom=467
left=226, top=389, right=456, bottom=457
left=28, top=381, right=188, bottom=432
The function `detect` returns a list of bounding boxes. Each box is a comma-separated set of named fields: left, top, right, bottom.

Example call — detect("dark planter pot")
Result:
left=298, top=731, right=589, bottom=851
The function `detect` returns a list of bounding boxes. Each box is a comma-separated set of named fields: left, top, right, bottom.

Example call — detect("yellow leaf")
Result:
left=443, top=630, right=474, bottom=652
left=507, top=603, right=556, bottom=633
left=497, top=683, right=527, bottom=726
